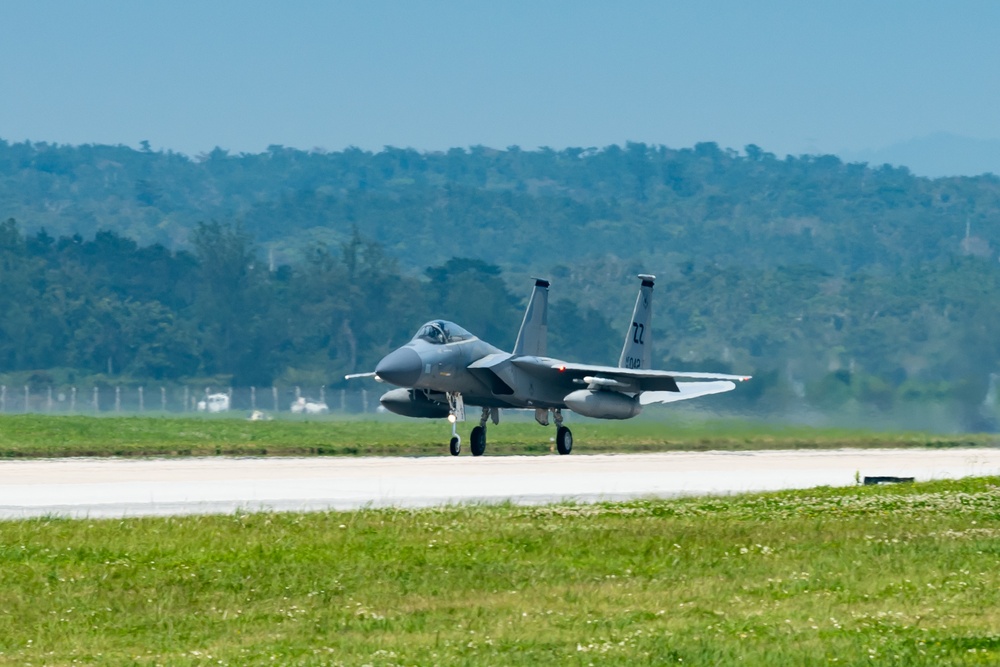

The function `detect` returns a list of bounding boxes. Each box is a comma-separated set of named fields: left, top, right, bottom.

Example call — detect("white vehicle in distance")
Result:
left=197, top=393, right=230, bottom=413
left=290, top=396, right=329, bottom=414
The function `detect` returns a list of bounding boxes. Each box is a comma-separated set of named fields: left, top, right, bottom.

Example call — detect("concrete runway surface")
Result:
left=1, top=448, right=998, bottom=519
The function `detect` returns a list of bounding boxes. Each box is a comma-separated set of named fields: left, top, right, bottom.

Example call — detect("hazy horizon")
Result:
left=2, top=1, right=999, bottom=176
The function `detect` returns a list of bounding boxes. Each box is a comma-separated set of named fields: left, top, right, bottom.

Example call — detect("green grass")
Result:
left=0, top=413, right=995, bottom=458
left=2, top=477, right=1000, bottom=665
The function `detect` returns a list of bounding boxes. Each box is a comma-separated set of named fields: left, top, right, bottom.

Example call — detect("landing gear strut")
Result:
left=447, top=392, right=464, bottom=456
left=554, top=409, right=573, bottom=455
left=449, top=421, right=461, bottom=456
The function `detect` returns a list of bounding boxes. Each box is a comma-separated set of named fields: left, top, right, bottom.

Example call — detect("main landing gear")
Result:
left=554, top=409, right=572, bottom=455
left=534, top=408, right=573, bottom=455
left=469, top=406, right=499, bottom=456
left=470, top=425, right=486, bottom=457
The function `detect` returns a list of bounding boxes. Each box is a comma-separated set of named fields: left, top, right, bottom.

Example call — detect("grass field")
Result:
left=0, top=413, right=995, bottom=458
left=0, top=477, right=997, bottom=665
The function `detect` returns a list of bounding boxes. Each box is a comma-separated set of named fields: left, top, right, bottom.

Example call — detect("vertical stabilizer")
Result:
left=513, top=278, right=549, bottom=356
left=618, top=274, right=655, bottom=369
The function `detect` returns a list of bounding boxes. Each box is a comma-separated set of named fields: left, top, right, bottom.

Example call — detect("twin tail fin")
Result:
left=513, top=278, right=549, bottom=356
left=618, top=274, right=655, bottom=370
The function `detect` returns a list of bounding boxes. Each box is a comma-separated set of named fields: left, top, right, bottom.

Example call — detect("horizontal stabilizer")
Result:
left=665, top=371, right=752, bottom=382
left=640, top=381, right=736, bottom=405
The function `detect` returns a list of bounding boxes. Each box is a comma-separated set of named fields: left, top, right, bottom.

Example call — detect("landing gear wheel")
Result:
left=449, top=436, right=461, bottom=456
left=556, top=426, right=573, bottom=455
left=470, top=426, right=486, bottom=457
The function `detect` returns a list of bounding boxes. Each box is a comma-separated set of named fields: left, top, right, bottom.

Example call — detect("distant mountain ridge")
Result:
left=842, top=132, right=1000, bottom=178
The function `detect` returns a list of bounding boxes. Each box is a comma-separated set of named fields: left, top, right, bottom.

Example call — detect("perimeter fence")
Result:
left=0, top=385, right=378, bottom=416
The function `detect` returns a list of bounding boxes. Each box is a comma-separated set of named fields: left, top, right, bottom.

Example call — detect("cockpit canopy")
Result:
left=412, top=320, right=473, bottom=345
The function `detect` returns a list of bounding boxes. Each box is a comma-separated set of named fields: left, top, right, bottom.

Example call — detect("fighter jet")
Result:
left=346, top=275, right=750, bottom=456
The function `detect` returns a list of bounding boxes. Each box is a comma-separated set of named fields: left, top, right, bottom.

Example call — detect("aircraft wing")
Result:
left=508, top=357, right=750, bottom=393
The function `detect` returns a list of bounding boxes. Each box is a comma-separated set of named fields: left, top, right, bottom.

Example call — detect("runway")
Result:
left=1, top=448, right=998, bottom=519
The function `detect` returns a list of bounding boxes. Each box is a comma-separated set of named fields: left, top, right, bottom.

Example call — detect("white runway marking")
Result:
left=0, top=448, right=997, bottom=519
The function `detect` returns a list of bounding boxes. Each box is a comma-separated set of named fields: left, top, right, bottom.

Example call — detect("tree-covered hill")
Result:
left=2, top=140, right=998, bottom=279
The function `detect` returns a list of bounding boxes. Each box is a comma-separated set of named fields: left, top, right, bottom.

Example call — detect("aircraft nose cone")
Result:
left=375, top=348, right=423, bottom=387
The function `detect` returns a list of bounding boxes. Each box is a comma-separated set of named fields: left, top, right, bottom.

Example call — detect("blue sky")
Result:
left=2, top=1, right=998, bottom=166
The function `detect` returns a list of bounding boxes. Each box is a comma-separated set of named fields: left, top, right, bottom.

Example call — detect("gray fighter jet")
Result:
left=346, top=275, right=750, bottom=456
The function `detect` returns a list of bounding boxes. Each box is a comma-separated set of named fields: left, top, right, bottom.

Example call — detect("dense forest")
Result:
left=1, top=139, right=999, bottom=428
left=0, top=220, right=615, bottom=387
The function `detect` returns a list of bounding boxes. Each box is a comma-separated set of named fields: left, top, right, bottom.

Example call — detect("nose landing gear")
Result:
left=447, top=392, right=464, bottom=456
